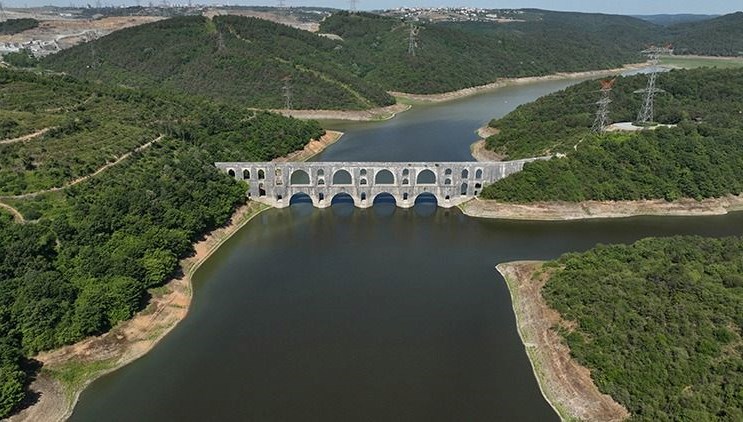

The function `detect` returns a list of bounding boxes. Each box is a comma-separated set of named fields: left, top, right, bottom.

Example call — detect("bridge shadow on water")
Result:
left=288, top=191, right=439, bottom=218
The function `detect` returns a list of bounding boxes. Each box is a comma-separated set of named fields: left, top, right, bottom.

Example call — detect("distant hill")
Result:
left=633, top=14, right=716, bottom=26
left=42, top=15, right=395, bottom=110
left=667, top=12, right=743, bottom=56
left=0, top=18, right=39, bottom=35
left=319, top=11, right=656, bottom=94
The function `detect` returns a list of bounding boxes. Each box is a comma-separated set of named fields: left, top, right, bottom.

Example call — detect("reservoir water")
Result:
left=70, top=77, right=743, bottom=421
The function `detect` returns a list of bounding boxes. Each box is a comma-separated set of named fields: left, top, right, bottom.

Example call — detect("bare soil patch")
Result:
left=272, top=130, right=343, bottom=162
left=462, top=195, right=743, bottom=221
left=269, top=103, right=410, bottom=121
left=497, top=261, right=629, bottom=421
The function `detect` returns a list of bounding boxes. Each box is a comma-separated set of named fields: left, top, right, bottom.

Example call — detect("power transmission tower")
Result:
left=282, top=76, right=293, bottom=110
left=636, top=45, right=673, bottom=124
left=407, top=22, right=419, bottom=57
left=277, top=0, right=286, bottom=8
left=592, top=79, right=616, bottom=133
left=0, top=3, right=7, bottom=22
left=348, top=0, right=358, bottom=13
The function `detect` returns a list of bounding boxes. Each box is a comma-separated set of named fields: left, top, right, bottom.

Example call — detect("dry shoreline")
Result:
left=8, top=131, right=339, bottom=422
left=461, top=195, right=743, bottom=221
left=497, top=261, right=629, bottom=421
left=269, top=103, right=410, bottom=121
left=390, top=63, right=647, bottom=103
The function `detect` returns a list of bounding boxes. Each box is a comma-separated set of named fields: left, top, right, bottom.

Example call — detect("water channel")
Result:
left=70, top=76, right=743, bottom=421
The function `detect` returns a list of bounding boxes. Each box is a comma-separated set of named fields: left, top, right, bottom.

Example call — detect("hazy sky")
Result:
left=5, top=0, right=742, bottom=15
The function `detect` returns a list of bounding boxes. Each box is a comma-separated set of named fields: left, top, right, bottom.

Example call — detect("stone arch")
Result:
left=360, top=178, right=368, bottom=185
left=258, top=169, right=266, bottom=180
left=445, top=195, right=451, bottom=201
left=318, top=192, right=325, bottom=202
left=360, top=169, right=368, bottom=177
left=242, top=169, right=250, bottom=179
left=475, top=183, right=482, bottom=189
left=460, top=183, right=468, bottom=196
left=289, top=192, right=312, bottom=205
left=402, top=178, right=409, bottom=185
left=317, top=169, right=325, bottom=177
left=258, top=183, right=266, bottom=197
left=403, top=192, right=409, bottom=201
left=416, top=169, right=436, bottom=185
left=290, top=169, right=310, bottom=185
left=415, top=192, right=437, bottom=205
left=402, top=169, right=410, bottom=177
left=331, top=192, right=354, bottom=205
left=445, top=168, right=452, bottom=176
left=361, top=192, right=367, bottom=201
left=332, top=169, right=352, bottom=185
left=475, top=169, right=483, bottom=179
left=374, top=169, right=395, bottom=185
left=461, top=169, right=469, bottom=179
left=318, top=179, right=325, bottom=186
left=445, top=178, right=452, bottom=185
left=227, top=169, right=235, bottom=178
left=373, top=192, right=396, bottom=205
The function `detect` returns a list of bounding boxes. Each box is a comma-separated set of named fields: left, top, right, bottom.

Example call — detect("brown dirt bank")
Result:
left=390, top=63, right=647, bottom=103
left=268, top=103, right=410, bottom=121
left=461, top=195, right=743, bottom=221
left=470, top=126, right=504, bottom=162
left=272, top=130, right=343, bottom=162
left=497, top=261, right=629, bottom=421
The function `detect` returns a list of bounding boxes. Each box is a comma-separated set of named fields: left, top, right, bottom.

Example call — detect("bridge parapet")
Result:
left=215, top=159, right=545, bottom=209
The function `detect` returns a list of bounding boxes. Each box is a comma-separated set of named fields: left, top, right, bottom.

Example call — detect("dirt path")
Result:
left=461, top=195, right=743, bottom=221
left=1, top=135, right=163, bottom=200
left=0, top=127, right=54, bottom=145
left=0, top=201, right=24, bottom=223
left=390, top=63, right=647, bottom=103
left=497, top=261, right=629, bottom=421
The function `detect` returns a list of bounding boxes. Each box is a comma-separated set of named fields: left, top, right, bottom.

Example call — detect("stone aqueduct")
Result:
left=215, top=159, right=543, bottom=209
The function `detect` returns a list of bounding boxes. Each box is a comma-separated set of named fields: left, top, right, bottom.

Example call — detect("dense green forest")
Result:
left=0, top=68, right=323, bottom=417
left=668, top=12, right=743, bottom=56
left=318, top=11, right=653, bottom=94
left=481, top=68, right=743, bottom=202
left=40, top=10, right=743, bottom=103
left=0, top=18, right=38, bottom=35
left=542, top=236, right=743, bottom=420
left=41, top=15, right=394, bottom=110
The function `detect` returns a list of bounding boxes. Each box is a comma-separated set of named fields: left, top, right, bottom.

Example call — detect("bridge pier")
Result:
left=216, top=160, right=546, bottom=210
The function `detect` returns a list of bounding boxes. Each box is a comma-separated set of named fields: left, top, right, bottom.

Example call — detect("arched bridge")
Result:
left=215, top=160, right=544, bottom=209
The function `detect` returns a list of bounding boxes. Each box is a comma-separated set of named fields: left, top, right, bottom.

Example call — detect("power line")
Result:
left=282, top=76, right=293, bottom=110
left=407, top=22, right=419, bottom=57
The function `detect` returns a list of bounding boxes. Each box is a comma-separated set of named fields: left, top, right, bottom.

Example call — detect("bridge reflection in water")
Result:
left=215, top=160, right=543, bottom=209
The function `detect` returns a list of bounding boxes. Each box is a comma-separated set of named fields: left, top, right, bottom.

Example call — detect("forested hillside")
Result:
left=319, top=11, right=653, bottom=94
left=0, top=18, right=39, bottom=35
left=481, top=68, right=743, bottom=202
left=668, top=12, right=743, bottom=56
left=542, top=236, right=743, bottom=420
left=0, top=68, right=323, bottom=417
left=42, top=15, right=394, bottom=110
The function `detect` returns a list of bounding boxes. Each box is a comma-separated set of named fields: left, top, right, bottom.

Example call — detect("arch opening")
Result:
left=374, top=169, right=395, bottom=185
left=317, top=169, right=325, bottom=177
left=259, top=183, right=266, bottom=197
left=360, top=178, right=368, bottom=185
left=445, top=178, right=452, bottom=185
left=460, top=183, right=468, bottom=196
left=403, top=192, right=409, bottom=201
left=290, top=169, right=310, bottom=185
left=461, top=169, right=469, bottom=179
left=332, top=169, right=352, bottom=185
left=416, top=169, right=436, bottom=185
left=475, top=169, right=483, bottom=179
left=402, top=169, right=410, bottom=177
left=243, top=169, right=250, bottom=179
left=318, top=179, right=325, bottom=186
left=318, top=192, right=325, bottom=202
left=227, top=169, right=235, bottom=177
left=444, top=168, right=452, bottom=176
left=289, top=192, right=312, bottom=205
left=402, top=178, right=409, bottom=185
left=373, top=192, right=396, bottom=205
left=258, top=169, right=266, bottom=180
left=331, top=192, right=354, bottom=206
